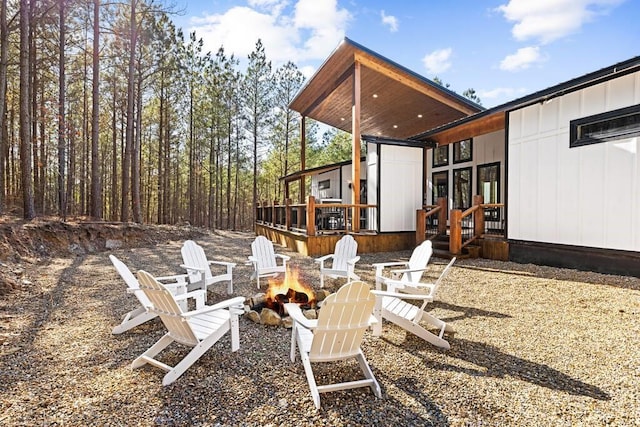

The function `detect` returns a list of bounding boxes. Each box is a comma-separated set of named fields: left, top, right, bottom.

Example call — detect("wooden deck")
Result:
left=255, top=224, right=417, bottom=257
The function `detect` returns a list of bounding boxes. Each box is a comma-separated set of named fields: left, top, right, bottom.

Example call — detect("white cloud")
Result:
left=380, top=10, right=399, bottom=32
left=499, top=46, right=545, bottom=71
left=422, top=48, right=453, bottom=75
left=189, top=0, right=351, bottom=65
left=294, top=0, right=352, bottom=59
left=478, top=87, right=528, bottom=101
left=496, top=0, right=625, bottom=44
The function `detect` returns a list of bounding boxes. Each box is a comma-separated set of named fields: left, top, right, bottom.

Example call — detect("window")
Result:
left=453, top=139, right=473, bottom=163
left=318, top=179, right=330, bottom=190
left=432, top=171, right=448, bottom=204
left=453, top=167, right=472, bottom=210
left=432, top=145, right=449, bottom=167
left=570, top=104, right=640, bottom=148
left=477, top=162, right=500, bottom=221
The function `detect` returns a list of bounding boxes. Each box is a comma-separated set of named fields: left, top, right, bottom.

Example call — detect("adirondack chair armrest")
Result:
left=371, top=289, right=434, bottom=302
left=173, top=289, right=206, bottom=302
left=207, top=260, right=236, bottom=268
left=372, top=261, right=408, bottom=269
left=387, top=266, right=429, bottom=277
left=155, top=273, right=189, bottom=283
left=247, top=256, right=257, bottom=265
left=347, top=256, right=360, bottom=266
left=384, top=279, right=436, bottom=295
left=314, top=254, right=334, bottom=264
left=284, top=303, right=317, bottom=330
left=180, top=264, right=206, bottom=273
left=275, top=254, right=290, bottom=261
left=372, top=261, right=409, bottom=279
left=183, top=296, right=246, bottom=317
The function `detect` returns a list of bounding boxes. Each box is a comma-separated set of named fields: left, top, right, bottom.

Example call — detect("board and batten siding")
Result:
left=507, top=71, right=640, bottom=252
left=379, top=144, right=423, bottom=232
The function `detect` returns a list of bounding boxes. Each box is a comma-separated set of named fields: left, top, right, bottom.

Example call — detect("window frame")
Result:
left=432, top=145, right=449, bottom=167
left=453, top=167, right=472, bottom=210
left=477, top=162, right=501, bottom=221
left=453, top=138, right=473, bottom=163
left=570, top=104, right=640, bottom=148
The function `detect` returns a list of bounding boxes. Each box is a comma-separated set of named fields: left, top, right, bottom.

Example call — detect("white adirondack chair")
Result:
left=315, top=234, right=360, bottom=288
left=372, top=240, right=433, bottom=290
left=247, top=235, right=290, bottom=289
left=371, top=257, right=457, bottom=350
left=109, top=255, right=205, bottom=335
left=131, top=270, right=245, bottom=386
left=180, top=240, right=236, bottom=295
left=285, top=281, right=381, bottom=409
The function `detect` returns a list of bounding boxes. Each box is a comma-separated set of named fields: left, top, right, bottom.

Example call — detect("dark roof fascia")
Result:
left=362, top=134, right=436, bottom=148
left=281, top=156, right=366, bottom=182
left=413, top=55, right=640, bottom=140
left=289, top=37, right=485, bottom=114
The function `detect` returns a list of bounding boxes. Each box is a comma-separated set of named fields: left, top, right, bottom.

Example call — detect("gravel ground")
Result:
left=1, top=229, right=639, bottom=426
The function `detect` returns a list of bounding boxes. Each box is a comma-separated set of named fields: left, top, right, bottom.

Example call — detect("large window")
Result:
left=570, top=104, right=640, bottom=148
left=453, top=139, right=473, bottom=163
left=432, top=171, right=448, bottom=204
left=453, top=167, right=472, bottom=210
left=477, top=162, right=500, bottom=221
left=432, top=145, right=449, bottom=167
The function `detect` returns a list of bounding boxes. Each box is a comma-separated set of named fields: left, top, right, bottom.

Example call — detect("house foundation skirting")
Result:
left=509, top=240, right=640, bottom=278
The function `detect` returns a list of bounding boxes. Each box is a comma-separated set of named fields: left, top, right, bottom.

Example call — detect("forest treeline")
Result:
left=0, top=0, right=355, bottom=230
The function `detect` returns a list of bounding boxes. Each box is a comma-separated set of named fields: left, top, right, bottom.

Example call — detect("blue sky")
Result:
left=174, top=0, right=639, bottom=108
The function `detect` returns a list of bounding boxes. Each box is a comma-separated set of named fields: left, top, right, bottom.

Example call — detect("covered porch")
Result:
left=258, top=38, right=507, bottom=258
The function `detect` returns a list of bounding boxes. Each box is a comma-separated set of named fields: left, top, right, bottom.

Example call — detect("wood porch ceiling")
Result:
left=289, top=38, right=483, bottom=140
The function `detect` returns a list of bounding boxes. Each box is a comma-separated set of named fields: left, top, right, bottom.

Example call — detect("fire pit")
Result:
left=245, top=267, right=329, bottom=326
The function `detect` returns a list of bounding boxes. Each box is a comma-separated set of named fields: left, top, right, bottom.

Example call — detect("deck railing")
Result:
left=255, top=196, right=377, bottom=236
left=416, top=197, right=448, bottom=242
left=450, top=196, right=505, bottom=254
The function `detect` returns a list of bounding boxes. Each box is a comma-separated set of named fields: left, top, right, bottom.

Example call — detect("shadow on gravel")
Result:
left=456, top=261, right=640, bottom=291
left=428, top=337, right=611, bottom=401
left=431, top=301, right=512, bottom=322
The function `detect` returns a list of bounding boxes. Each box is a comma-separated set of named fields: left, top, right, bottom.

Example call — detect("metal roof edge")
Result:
left=412, top=55, right=640, bottom=140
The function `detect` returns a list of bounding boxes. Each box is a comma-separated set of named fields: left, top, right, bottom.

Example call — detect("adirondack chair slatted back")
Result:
left=181, top=240, right=211, bottom=283
left=310, top=281, right=374, bottom=360
left=404, top=240, right=433, bottom=283
left=252, top=236, right=278, bottom=269
left=332, top=235, right=358, bottom=272
left=137, top=270, right=199, bottom=346
left=110, top=255, right=152, bottom=308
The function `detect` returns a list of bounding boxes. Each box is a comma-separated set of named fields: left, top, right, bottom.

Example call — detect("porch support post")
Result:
left=285, top=198, right=291, bottom=230
left=416, top=209, right=426, bottom=245
left=351, top=61, right=361, bottom=232
left=473, top=195, right=484, bottom=238
left=307, top=195, right=316, bottom=236
left=450, top=209, right=462, bottom=255
left=437, top=197, right=447, bottom=234
left=300, top=115, right=306, bottom=204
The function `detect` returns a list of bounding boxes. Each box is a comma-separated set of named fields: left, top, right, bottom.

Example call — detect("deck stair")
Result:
left=429, top=234, right=479, bottom=260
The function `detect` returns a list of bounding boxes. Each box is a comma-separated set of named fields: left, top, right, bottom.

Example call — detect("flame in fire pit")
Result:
left=265, top=267, right=316, bottom=313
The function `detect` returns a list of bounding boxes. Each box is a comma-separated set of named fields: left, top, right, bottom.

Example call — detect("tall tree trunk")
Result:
left=132, top=70, right=142, bottom=223
left=0, top=0, right=7, bottom=213
left=226, top=116, right=232, bottom=229
left=90, top=0, right=101, bottom=218
left=19, top=0, right=34, bottom=219
left=188, top=78, right=194, bottom=224
left=157, top=69, right=164, bottom=224
left=58, top=0, right=66, bottom=219
left=121, top=0, right=137, bottom=222
left=110, top=78, right=118, bottom=220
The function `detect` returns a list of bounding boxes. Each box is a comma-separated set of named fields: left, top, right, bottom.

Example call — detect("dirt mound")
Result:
left=0, top=217, right=207, bottom=296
